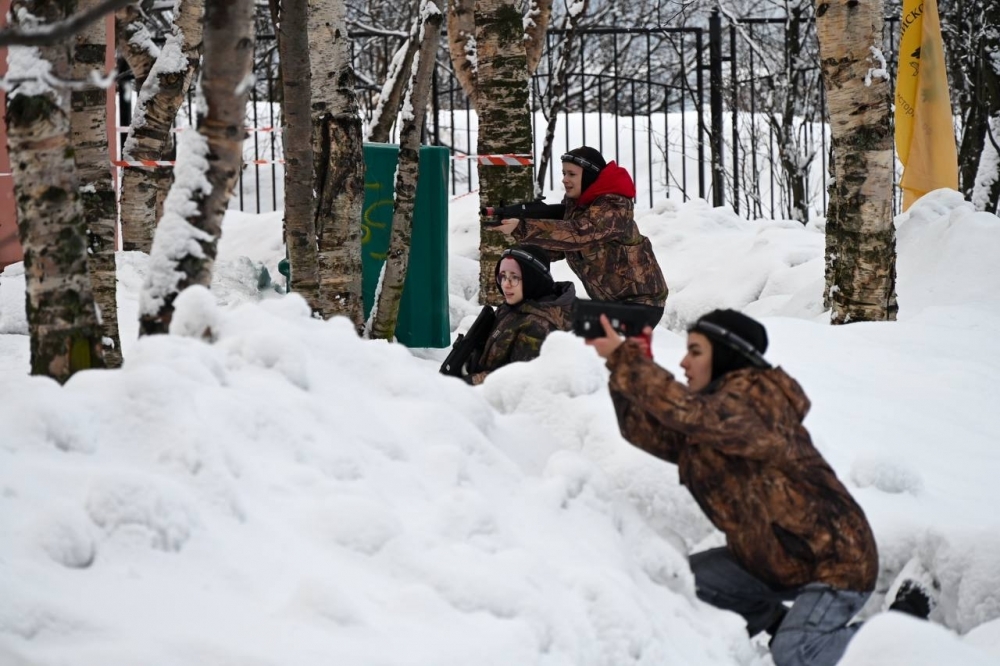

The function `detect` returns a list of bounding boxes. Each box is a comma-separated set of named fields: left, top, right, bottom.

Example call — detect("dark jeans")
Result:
left=691, top=548, right=870, bottom=666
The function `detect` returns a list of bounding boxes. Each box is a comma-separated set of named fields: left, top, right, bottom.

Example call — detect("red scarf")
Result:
left=576, top=161, right=636, bottom=207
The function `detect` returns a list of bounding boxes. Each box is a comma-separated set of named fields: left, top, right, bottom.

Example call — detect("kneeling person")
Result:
left=467, top=245, right=575, bottom=385
left=587, top=309, right=878, bottom=666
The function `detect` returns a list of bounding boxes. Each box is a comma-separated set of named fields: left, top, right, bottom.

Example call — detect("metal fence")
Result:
left=127, top=12, right=903, bottom=220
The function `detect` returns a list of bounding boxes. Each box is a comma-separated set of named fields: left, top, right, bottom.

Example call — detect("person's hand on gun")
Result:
left=495, top=218, right=519, bottom=236
left=585, top=314, right=653, bottom=360
left=481, top=200, right=565, bottom=236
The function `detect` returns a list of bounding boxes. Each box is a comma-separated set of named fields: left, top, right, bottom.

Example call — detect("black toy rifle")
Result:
left=572, top=300, right=659, bottom=339
left=481, top=200, right=566, bottom=226
left=440, top=305, right=496, bottom=377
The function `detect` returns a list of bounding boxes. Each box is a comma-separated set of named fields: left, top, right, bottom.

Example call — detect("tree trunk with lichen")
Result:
left=370, top=0, right=442, bottom=340
left=448, top=0, right=550, bottom=108
left=5, top=0, right=105, bottom=382
left=309, top=0, right=365, bottom=327
left=119, top=0, right=204, bottom=253
left=474, top=0, right=535, bottom=306
left=138, top=0, right=255, bottom=335
left=447, top=0, right=477, bottom=105
left=73, top=0, right=122, bottom=367
left=816, top=0, right=897, bottom=323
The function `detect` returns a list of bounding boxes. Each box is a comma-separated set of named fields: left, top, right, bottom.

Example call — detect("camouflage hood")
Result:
left=708, top=366, right=812, bottom=423
left=511, top=281, right=577, bottom=329
left=765, top=367, right=812, bottom=422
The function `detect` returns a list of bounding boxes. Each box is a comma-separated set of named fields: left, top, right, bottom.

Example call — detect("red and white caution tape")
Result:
left=113, top=154, right=530, bottom=168
left=117, top=126, right=282, bottom=134
left=112, top=158, right=287, bottom=168
left=453, top=153, right=534, bottom=166
left=450, top=188, right=479, bottom=202
left=112, top=159, right=175, bottom=167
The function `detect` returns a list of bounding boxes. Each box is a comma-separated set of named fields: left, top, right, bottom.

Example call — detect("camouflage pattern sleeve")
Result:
left=513, top=197, right=630, bottom=251
left=606, top=343, right=783, bottom=461
left=609, top=386, right=687, bottom=464
left=506, top=318, right=550, bottom=364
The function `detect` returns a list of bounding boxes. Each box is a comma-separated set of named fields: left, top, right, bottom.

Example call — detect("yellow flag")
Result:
left=894, top=0, right=958, bottom=211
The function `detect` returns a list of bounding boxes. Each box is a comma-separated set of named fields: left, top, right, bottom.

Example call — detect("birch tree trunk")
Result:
left=969, top=6, right=999, bottom=213
left=5, top=0, right=105, bottom=382
left=72, top=0, right=122, bottom=368
left=278, top=0, right=319, bottom=308
left=973, top=116, right=1000, bottom=214
left=522, top=0, right=552, bottom=80
left=816, top=0, right=897, bottom=323
left=119, top=0, right=204, bottom=253
left=447, top=0, right=477, bottom=105
left=138, top=0, right=255, bottom=335
left=366, top=28, right=418, bottom=143
left=309, top=0, right=365, bottom=327
left=474, top=0, right=535, bottom=305
left=115, top=4, right=158, bottom=93
left=448, top=0, right=550, bottom=109
left=823, top=147, right=839, bottom=310
left=369, top=0, right=442, bottom=340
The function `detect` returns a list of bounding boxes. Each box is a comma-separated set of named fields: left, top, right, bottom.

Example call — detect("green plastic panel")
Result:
left=362, top=143, right=450, bottom=348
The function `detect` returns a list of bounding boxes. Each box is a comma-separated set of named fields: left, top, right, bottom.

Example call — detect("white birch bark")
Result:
left=365, top=29, right=418, bottom=143
left=816, top=0, right=897, bottom=323
left=138, top=0, right=255, bottom=335
left=308, top=0, right=365, bottom=327
left=115, top=3, right=158, bottom=92
left=119, top=0, right=204, bottom=253
left=5, top=0, right=105, bottom=381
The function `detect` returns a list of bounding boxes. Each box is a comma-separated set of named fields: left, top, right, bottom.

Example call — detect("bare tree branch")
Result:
left=0, top=0, right=136, bottom=46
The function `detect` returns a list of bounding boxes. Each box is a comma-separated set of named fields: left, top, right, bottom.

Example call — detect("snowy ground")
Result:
left=1, top=188, right=999, bottom=665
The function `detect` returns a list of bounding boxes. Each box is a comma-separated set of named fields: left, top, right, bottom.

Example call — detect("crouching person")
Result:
left=466, top=245, right=575, bottom=385
left=493, top=146, right=668, bottom=325
left=586, top=309, right=878, bottom=666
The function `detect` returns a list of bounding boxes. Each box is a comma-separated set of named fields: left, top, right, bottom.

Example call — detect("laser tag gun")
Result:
left=480, top=199, right=567, bottom=226
left=572, top=299, right=659, bottom=339
left=440, top=305, right=497, bottom=378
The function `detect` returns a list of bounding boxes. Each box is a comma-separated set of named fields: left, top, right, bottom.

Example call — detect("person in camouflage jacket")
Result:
left=494, top=146, right=667, bottom=321
left=587, top=309, right=879, bottom=666
left=467, top=245, right=575, bottom=385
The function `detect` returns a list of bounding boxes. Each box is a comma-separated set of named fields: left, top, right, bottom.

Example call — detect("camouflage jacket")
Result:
left=606, top=343, right=878, bottom=592
left=512, top=192, right=668, bottom=308
left=469, top=282, right=576, bottom=385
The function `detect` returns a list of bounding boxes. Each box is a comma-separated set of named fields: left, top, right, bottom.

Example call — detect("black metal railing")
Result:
left=119, top=13, right=903, bottom=220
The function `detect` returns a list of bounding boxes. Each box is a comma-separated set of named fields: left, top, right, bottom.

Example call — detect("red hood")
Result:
left=576, top=161, right=635, bottom=206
